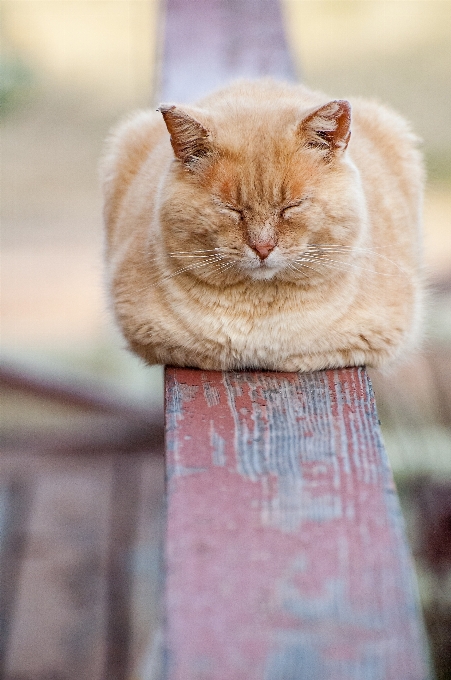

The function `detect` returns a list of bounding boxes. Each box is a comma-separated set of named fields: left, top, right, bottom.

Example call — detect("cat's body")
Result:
left=102, top=80, right=424, bottom=371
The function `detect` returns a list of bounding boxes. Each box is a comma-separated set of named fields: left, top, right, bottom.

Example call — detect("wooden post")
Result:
left=159, top=1, right=431, bottom=678
left=158, top=0, right=297, bottom=104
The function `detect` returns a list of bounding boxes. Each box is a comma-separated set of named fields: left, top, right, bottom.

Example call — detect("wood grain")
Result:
left=164, top=367, right=430, bottom=680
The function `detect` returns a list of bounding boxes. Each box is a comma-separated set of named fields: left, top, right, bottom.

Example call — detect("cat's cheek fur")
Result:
left=102, top=79, right=424, bottom=372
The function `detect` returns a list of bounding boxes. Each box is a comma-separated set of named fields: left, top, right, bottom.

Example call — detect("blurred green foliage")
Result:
left=426, top=151, right=451, bottom=185
left=0, top=56, right=33, bottom=118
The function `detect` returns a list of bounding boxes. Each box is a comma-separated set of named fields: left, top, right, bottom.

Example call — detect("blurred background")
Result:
left=1, top=1, right=450, bottom=679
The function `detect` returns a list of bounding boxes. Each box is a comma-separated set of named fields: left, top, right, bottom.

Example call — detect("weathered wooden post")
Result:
left=158, top=1, right=431, bottom=678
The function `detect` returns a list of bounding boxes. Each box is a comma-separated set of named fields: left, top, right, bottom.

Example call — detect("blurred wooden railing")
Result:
left=157, top=1, right=431, bottom=679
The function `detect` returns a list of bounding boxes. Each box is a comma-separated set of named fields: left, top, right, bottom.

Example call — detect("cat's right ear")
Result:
left=158, top=105, right=212, bottom=168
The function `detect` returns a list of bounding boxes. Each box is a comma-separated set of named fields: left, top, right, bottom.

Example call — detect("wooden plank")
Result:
left=105, top=456, right=142, bottom=680
left=158, top=0, right=296, bottom=103
left=0, top=449, right=166, bottom=680
left=3, top=453, right=112, bottom=680
left=129, top=457, right=166, bottom=680
left=164, top=367, right=430, bottom=680
left=0, top=361, right=162, bottom=427
left=0, top=362, right=164, bottom=455
left=0, top=479, right=31, bottom=678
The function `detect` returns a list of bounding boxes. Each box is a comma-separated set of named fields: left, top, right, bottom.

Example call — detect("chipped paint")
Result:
left=164, top=367, right=430, bottom=680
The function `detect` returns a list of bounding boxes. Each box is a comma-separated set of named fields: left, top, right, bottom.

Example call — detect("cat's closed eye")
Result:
left=220, top=205, right=243, bottom=220
left=281, top=198, right=309, bottom=218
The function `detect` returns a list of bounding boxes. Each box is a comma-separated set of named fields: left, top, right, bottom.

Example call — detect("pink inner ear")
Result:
left=333, top=100, right=351, bottom=150
left=302, top=100, right=351, bottom=153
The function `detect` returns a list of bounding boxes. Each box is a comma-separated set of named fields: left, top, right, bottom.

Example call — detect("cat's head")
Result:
left=158, top=95, right=367, bottom=286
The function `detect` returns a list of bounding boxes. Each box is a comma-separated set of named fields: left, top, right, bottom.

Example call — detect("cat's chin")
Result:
left=246, top=266, right=280, bottom=281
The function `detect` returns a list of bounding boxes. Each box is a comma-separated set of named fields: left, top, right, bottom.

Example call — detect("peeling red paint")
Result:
left=164, top=368, right=430, bottom=680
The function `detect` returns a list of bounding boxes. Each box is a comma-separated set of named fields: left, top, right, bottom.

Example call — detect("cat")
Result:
left=102, top=79, right=424, bottom=372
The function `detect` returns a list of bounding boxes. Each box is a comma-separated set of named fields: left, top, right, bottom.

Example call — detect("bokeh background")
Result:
left=1, top=1, right=450, bottom=679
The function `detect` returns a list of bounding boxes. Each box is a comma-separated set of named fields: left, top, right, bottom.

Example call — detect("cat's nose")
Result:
left=252, top=242, right=275, bottom=260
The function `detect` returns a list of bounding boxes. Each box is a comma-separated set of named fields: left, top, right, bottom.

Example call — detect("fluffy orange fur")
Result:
left=102, top=80, right=424, bottom=371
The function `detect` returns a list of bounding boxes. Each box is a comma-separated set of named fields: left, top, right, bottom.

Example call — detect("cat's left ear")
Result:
left=298, top=100, right=351, bottom=157
left=158, top=104, right=213, bottom=168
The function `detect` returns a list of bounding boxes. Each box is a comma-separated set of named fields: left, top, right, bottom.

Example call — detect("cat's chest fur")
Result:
left=116, top=253, right=408, bottom=371
left=158, top=281, right=355, bottom=369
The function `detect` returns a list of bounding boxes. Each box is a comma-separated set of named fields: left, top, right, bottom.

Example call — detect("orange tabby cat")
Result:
left=102, top=80, right=424, bottom=371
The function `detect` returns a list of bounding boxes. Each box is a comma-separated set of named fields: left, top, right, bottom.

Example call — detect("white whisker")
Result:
left=290, top=259, right=322, bottom=274
left=297, top=253, right=402, bottom=277
left=306, top=244, right=407, bottom=274
left=168, top=255, right=221, bottom=277
left=211, top=261, right=236, bottom=275
left=287, top=263, right=309, bottom=279
left=168, top=254, right=224, bottom=259
left=167, top=249, right=221, bottom=255
left=146, top=257, right=220, bottom=287
left=130, top=256, right=226, bottom=292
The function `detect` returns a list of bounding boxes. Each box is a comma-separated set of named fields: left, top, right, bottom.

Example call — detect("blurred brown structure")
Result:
left=0, top=363, right=164, bottom=680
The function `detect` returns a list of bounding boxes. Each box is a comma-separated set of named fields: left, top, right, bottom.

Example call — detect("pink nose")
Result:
left=252, top=242, right=275, bottom=260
